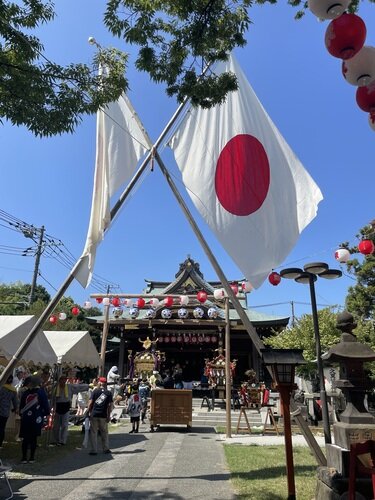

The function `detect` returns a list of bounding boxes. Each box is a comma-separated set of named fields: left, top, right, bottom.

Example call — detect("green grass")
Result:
left=224, top=444, right=318, bottom=500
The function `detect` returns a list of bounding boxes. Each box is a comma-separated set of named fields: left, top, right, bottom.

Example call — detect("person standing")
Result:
left=0, top=375, right=19, bottom=448
left=127, top=384, right=142, bottom=433
left=138, top=379, right=150, bottom=424
left=53, top=375, right=89, bottom=446
left=88, top=377, right=113, bottom=455
left=106, top=366, right=120, bottom=396
left=19, top=376, right=50, bottom=464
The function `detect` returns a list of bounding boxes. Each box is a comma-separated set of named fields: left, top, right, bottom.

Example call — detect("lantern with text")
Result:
left=129, top=307, right=139, bottom=319
left=197, top=291, right=208, bottom=303
left=161, top=308, right=172, bottom=320
left=325, top=13, right=366, bottom=60
left=103, top=297, right=110, bottom=306
left=242, top=281, right=253, bottom=293
left=146, top=308, right=156, bottom=319
left=179, top=295, right=189, bottom=306
left=164, top=296, right=174, bottom=308
left=124, top=298, right=134, bottom=307
left=358, top=239, right=375, bottom=255
left=58, top=312, right=67, bottom=321
left=214, top=288, right=225, bottom=300
left=342, top=46, right=375, bottom=86
left=136, top=298, right=146, bottom=309
left=208, top=307, right=219, bottom=319
left=71, top=306, right=80, bottom=316
left=268, top=272, right=281, bottom=286
left=178, top=308, right=189, bottom=319
left=193, top=307, right=205, bottom=319
left=356, top=82, right=375, bottom=121
left=149, top=298, right=159, bottom=308
left=83, top=301, right=92, bottom=310
left=113, top=307, right=123, bottom=318
left=335, top=248, right=351, bottom=263
left=308, top=0, right=350, bottom=20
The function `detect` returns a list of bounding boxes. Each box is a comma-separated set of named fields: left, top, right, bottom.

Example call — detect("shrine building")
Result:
left=87, top=257, right=289, bottom=386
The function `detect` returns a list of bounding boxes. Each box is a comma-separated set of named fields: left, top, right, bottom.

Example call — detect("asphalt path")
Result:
left=8, top=426, right=236, bottom=499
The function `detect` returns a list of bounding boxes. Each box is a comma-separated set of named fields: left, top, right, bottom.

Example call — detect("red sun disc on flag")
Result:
left=215, top=134, right=270, bottom=216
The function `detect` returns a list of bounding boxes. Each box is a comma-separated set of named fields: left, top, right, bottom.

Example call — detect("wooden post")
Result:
left=225, top=297, right=232, bottom=438
left=98, top=302, right=110, bottom=377
left=279, top=386, right=296, bottom=500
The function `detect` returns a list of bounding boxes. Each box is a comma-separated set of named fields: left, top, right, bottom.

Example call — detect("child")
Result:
left=126, top=385, right=142, bottom=433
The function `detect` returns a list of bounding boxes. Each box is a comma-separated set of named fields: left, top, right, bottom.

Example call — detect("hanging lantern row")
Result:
left=95, top=283, right=253, bottom=309
left=49, top=306, right=80, bottom=324
left=114, top=306, right=220, bottom=320
left=334, top=239, right=375, bottom=263
left=307, top=3, right=375, bottom=130
left=158, top=334, right=217, bottom=344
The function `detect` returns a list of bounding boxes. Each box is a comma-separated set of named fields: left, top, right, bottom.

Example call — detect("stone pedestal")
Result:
left=334, top=422, right=375, bottom=450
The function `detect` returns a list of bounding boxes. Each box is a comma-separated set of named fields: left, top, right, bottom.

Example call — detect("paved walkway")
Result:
left=2, top=423, right=324, bottom=499
left=7, top=426, right=236, bottom=500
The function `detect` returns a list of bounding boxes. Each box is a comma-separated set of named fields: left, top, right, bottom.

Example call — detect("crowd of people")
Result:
left=0, top=363, right=191, bottom=463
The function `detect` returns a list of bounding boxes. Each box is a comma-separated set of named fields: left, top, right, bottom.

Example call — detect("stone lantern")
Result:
left=316, top=311, right=375, bottom=499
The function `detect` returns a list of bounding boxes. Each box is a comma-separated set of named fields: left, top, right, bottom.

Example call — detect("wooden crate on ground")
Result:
left=150, top=389, right=192, bottom=431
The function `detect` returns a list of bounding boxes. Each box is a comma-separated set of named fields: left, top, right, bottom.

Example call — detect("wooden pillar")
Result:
left=225, top=297, right=232, bottom=438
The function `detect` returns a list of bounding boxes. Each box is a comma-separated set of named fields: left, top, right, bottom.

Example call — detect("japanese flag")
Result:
left=75, top=94, right=148, bottom=287
left=169, top=54, right=323, bottom=289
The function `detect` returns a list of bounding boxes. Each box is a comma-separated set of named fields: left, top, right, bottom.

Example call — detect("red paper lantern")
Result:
left=356, top=82, right=375, bottom=112
left=71, top=306, right=80, bottom=316
left=268, top=272, right=281, bottom=286
left=164, top=296, right=174, bottom=307
left=136, top=297, right=146, bottom=309
left=230, top=283, right=239, bottom=295
left=358, top=239, right=375, bottom=255
left=325, top=13, right=366, bottom=60
left=49, top=315, right=58, bottom=324
left=197, top=290, right=208, bottom=303
left=111, top=297, right=120, bottom=307
left=95, top=297, right=103, bottom=304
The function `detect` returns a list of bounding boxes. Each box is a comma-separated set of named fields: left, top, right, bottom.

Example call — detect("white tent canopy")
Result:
left=0, top=316, right=100, bottom=368
left=43, top=331, right=100, bottom=368
left=0, top=315, right=56, bottom=366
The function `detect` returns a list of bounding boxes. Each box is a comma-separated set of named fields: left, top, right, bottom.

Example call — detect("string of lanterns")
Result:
left=268, top=234, right=374, bottom=285
left=307, top=0, right=375, bottom=130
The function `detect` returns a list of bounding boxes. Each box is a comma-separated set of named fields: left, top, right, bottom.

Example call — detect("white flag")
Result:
left=169, top=54, right=323, bottom=289
left=75, top=94, right=148, bottom=287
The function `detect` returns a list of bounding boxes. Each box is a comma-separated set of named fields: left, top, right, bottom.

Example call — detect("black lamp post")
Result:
left=280, top=262, right=342, bottom=445
left=262, top=348, right=306, bottom=500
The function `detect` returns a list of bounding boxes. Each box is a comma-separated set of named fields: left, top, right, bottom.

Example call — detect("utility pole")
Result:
left=29, top=225, right=45, bottom=305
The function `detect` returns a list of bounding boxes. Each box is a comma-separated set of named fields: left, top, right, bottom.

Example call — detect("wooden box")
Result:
left=150, top=389, right=192, bottom=430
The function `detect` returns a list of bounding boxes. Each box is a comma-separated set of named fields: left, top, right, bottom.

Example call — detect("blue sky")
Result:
left=0, top=1, right=373, bottom=323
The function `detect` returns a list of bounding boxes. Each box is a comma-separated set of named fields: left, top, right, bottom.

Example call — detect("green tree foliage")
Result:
left=265, top=308, right=341, bottom=378
left=0, top=281, right=103, bottom=348
left=0, top=281, right=50, bottom=314
left=341, top=220, right=375, bottom=321
left=0, top=0, right=128, bottom=136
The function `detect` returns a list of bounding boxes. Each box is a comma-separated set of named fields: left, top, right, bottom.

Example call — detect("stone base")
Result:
left=326, top=444, right=350, bottom=476
left=316, top=466, right=374, bottom=499
left=333, top=422, right=375, bottom=449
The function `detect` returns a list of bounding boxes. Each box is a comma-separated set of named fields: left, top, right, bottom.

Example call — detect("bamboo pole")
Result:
left=225, top=297, right=232, bottom=438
